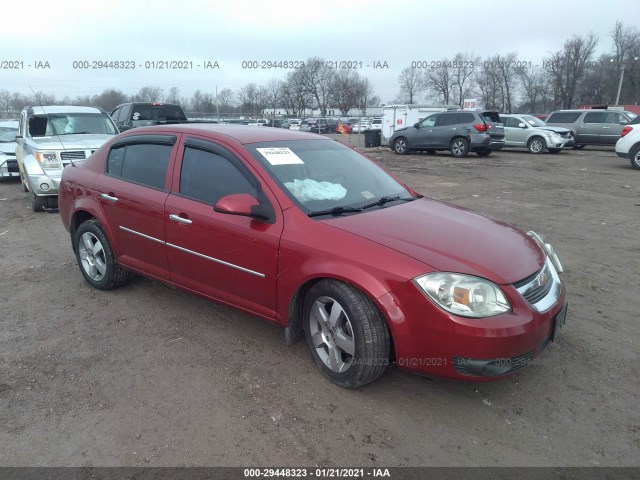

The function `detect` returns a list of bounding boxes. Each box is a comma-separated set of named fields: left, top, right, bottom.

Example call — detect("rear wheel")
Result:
left=393, top=137, right=408, bottom=155
left=629, top=145, right=640, bottom=169
left=74, top=220, right=129, bottom=290
left=548, top=148, right=562, bottom=153
left=450, top=138, right=469, bottom=157
left=303, top=280, right=390, bottom=387
left=527, top=136, right=545, bottom=154
left=476, top=150, right=492, bottom=157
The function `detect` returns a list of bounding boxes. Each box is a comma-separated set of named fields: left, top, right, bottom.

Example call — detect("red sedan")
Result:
left=59, top=125, right=567, bottom=387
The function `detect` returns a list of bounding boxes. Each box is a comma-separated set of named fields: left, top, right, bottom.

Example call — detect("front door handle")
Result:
left=169, top=213, right=192, bottom=225
left=100, top=193, right=118, bottom=202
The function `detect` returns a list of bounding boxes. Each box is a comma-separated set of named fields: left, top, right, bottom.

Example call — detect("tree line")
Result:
left=1, top=22, right=638, bottom=117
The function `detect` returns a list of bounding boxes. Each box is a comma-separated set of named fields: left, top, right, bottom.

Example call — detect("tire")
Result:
left=573, top=144, right=585, bottom=150
left=450, top=138, right=469, bottom=158
left=629, top=144, right=640, bottom=170
left=426, top=149, right=436, bottom=154
left=74, top=220, right=129, bottom=290
left=476, top=150, right=492, bottom=157
left=303, top=280, right=390, bottom=387
left=548, top=148, right=562, bottom=153
left=29, top=190, right=46, bottom=212
left=527, top=137, right=546, bottom=154
left=393, top=137, right=408, bottom=155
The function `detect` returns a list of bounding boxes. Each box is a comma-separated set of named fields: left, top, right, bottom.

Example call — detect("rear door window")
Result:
left=547, top=112, right=582, bottom=123
left=583, top=112, right=604, bottom=123
left=107, top=142, right=173, bottom=190
left=604, top=112, right=627, bottom=125
left=435, top=114, right=458, bottom=127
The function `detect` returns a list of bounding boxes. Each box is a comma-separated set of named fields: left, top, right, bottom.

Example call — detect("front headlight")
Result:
left=527, top=231, right=564, bottom=274
left=35, top=150, right=61, bottom=169
left=414, top=272, right=511, bottom=318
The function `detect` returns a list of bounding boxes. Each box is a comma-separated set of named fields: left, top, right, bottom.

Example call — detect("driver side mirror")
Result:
left=413, top=123, right=419, bottom=128
left=214, top=193, right=274, bottom=222
left=518, top=122, right=527, bottom=128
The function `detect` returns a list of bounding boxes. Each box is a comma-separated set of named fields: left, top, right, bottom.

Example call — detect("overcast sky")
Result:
left=4, top=0, right=639, bottom=104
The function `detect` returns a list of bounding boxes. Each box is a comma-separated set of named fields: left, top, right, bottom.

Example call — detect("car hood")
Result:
left=29, top=134, right=115, bottom=150
left=0, top=142, right=16, bottom=155
left=324, top=198, right=544, bottom=285
left=536, top=126, right=571, bottom=135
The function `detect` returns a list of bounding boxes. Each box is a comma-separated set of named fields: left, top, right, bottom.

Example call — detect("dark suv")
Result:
left=389, top=110, right=505, bottom=157
left=110, top=102, right=188, bottom=132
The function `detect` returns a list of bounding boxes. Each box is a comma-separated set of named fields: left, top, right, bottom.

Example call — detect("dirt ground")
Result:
left=0, top=137, right=638, bottom=468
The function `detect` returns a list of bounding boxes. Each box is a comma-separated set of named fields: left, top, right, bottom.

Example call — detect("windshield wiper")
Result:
left=57, top=131, right=93, bottom=135
left=360, top=195, right=415, bottom=210
left=308, top=205, right=363, bottom=218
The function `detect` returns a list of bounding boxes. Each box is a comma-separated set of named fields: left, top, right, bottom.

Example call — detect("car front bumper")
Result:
left=28, top=172, right=62, bottom=195
left=378, top=271, right=567, bottom=381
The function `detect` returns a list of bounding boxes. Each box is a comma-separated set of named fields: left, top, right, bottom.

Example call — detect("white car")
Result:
left=288, top=119, right=302, bottom=131
left=615, top=119, right=640, bottom=169
left=352, top=119, right=371, bottom=133
left=370, top=118, right=382, bottom=130
left=0, top=120, right=19, bottom=179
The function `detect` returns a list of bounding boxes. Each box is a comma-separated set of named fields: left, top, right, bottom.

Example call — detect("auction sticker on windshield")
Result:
left=257, top=147, right=304, bottom=165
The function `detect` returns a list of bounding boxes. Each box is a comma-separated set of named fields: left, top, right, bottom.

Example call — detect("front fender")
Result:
left=22, top=154, right=45, bottom=176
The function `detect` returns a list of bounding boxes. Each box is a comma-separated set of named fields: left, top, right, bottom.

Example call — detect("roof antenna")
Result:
left=28, top=85, right=75, bottom=167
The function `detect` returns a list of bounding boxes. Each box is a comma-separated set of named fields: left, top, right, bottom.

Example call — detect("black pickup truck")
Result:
left=110, top=102, right=189, bottom=131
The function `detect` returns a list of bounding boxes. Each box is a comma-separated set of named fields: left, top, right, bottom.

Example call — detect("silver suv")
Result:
left=501, top=114, right=574, bottom=153
left=15, top=106, right=118, bottom=211
left=545, top=109, right=636, bottom=148
left=389, top=110, right=505, bottom=157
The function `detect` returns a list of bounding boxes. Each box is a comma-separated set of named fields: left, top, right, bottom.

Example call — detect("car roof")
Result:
left=119, top=123, right=327, bottom=144
left=26, top=105, right=104, bottom=114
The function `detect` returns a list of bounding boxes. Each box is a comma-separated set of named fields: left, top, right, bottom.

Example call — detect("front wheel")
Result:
left=527, top=137, right=545, bottom=154
left=450, top=138, right=469, bottom=157
left=74, top=220, right=129, bottom=290
left=29, top=190, right=46, bottom=212
left=629, top=145, right=640, bottom=169
left=393, top=137, right=408, bottom=155
left=303, top=280, right=390, bottom=387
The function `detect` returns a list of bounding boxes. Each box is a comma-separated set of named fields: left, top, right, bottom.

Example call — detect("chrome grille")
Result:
left=61, top=151, right=86, bottom=161
left=514, top=258, right=561, bottom=312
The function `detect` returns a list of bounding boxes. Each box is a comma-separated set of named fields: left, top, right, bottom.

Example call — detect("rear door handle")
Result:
left=169, top=213, right=192, bottom=225
left=100, top=193, right=118, bottom=202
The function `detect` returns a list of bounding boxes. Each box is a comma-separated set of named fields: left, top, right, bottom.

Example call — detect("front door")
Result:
left=164, top=138, right=282, bottom=320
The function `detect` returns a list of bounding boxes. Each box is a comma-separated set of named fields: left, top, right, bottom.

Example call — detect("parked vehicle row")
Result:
left=0, top=120, right=19, bottom=179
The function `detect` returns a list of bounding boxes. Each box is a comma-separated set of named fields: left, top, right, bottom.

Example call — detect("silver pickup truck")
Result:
left=15, top=106, right=118, bottom=211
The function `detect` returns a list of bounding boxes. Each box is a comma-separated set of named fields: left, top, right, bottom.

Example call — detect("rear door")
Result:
left=94, top=134, right=177, bottom=280
left=164, top=136, right=283, bottom=319
left=579, top=111, right=604, bottom=144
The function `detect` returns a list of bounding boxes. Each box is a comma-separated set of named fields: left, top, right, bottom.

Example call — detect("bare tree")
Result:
left=166, top=87, right=181, bottom=104
left=191, top=90, right=203, bottom=112
left=281, top=69, right=312, bottom=116
left=331, top=70, right=360, bottom=115
left=264, top=79, right=282, bottom=115
left=355, top=77, right=378, bottom=115
left=516, top=65, right=548, bottom=112
left=451, top=53, right=479, bottom=106
left=92, top=89, right=128, bottom=111
left=544, top=33, right=598, bottom=109
left=133, top=86, right=163, bottom=102
left=397, top=67, right=424, bottom=104
left=425, top=61, right=453, bottom=104
left=217, top=88, right=235, bottom=113
left=238, top=83, right=259, bottom=114
left=299, top=57, right=335, bottom=115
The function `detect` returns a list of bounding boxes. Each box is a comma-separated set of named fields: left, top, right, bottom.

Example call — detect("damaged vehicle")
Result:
left=501, top=114, right=574, bottom=153
left=16, top=106, right=118, bottom=211
left=0, top=120, right=19, bottom=179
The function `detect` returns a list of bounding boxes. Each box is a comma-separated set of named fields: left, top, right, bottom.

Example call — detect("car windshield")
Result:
left=29, top=113, right=118, bottom=137
left=0, top=126, right=18, bottom=142
left=520, top=115, right=547, bottom=127
left=248, top=139, right=415, bottom=216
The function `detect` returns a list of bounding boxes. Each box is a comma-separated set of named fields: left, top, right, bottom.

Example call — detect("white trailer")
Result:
left=381, top=104, right=458, bottom=146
